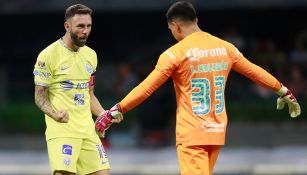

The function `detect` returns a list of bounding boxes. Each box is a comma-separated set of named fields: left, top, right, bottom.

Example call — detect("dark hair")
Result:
left=65, top=4, right=92, bottom=21
left=166, top=1, right=196, bottom=23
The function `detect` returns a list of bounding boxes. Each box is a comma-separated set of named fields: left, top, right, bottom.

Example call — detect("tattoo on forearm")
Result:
left=35, top=86, right=56, bottom=117
left=89, top=87, right=104, bottom=117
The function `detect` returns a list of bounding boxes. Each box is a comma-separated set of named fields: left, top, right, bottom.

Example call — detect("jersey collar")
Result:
left=59, top=38, right=80, bottom=52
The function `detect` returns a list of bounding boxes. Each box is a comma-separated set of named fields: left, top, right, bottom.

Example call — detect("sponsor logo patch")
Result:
left=201, top=120, right=225, bottom=133
left=60, top=80, right=74, bottom=91
left=74, top=94, right=84, bottom=106
left=76, top=82, right=89, bottom=89
left=186, top=47, right=227, bottom=61
left=62, top=144, right=72, bottom=155
left=33, top=70, right=51, bottom=79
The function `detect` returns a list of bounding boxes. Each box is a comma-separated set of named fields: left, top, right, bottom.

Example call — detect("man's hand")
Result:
left=95, top=110, right=113, bottom=137
left=53, top=110, right=69, bottom=123
left=94, top=104, right=124, bottom=137
left=276, top=85, right=301, bottom=118
left=109, top=104, right=124, bottom=123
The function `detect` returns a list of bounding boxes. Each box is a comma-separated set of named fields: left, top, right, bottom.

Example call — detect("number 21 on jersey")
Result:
left=191, top=76, right=225, bottom=116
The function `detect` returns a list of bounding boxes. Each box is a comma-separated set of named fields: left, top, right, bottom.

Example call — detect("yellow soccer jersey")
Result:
left=34, top=39, right=98, bottom=140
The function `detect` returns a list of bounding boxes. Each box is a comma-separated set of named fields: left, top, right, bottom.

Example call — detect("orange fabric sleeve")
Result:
left=232, top=56, right=282, bottom=91
left=118, top=69, right=169, bottom=113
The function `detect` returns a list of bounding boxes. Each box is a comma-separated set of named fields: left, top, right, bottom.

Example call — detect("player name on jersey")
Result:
left=191, top=62, right=228, bottom=74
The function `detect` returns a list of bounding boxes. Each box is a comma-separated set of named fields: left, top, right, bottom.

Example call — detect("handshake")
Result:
left=95, top=104, right=123, bottom=137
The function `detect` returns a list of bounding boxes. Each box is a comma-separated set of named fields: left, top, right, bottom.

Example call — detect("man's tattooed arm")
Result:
left=35, top=85, right=56, bottom=116
left=34, top=85, right=69, bottom=123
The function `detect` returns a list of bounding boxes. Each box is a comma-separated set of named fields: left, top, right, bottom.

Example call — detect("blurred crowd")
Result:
left=222, top=26, right=307, bottom=99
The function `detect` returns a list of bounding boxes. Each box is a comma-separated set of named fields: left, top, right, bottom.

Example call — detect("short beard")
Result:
left=70, top=32, right=86, bottom=47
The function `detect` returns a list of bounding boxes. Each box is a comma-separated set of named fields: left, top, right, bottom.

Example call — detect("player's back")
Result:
left=166, top=31, right=238, bottom=146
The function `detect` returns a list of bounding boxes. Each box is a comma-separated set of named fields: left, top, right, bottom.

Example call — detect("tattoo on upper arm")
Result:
left=35, top=86, right=47, bottom=108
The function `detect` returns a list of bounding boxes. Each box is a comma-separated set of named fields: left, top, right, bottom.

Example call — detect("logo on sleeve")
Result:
left=165, top=50, right=176, bottom=59
left=62, top=144, right=72, bottom=155
left=33, top=70, right=39, bottom=76
left=33, top=70, right=51, bottom=79
left=86, top=64, right=93, bottom=74
left=37, top=61, right=46, bottom=69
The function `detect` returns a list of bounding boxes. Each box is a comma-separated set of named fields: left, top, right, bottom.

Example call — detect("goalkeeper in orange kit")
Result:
left=96, top=1, right=301, bottom=175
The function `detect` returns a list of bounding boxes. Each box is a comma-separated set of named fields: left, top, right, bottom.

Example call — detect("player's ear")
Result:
left=170, top=21, right=179, bottom=33
left=174, top=22, right=182, bottom=34
left=64, top=21, right=70, bottom=32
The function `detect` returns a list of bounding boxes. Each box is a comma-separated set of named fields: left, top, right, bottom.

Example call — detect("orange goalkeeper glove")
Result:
left=276, top=85, right=301, bottom=118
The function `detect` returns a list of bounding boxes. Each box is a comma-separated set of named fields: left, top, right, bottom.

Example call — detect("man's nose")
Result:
left=82, top=27, right=90, bottom=34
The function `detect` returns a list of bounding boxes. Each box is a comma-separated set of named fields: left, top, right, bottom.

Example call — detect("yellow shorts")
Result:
left=177, top=144, right=222, bottom=175
left=47, top=137, right=110, bottom=175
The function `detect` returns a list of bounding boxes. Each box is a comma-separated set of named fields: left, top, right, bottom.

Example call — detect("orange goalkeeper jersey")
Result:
left=119, top=31, right=281, bottom=146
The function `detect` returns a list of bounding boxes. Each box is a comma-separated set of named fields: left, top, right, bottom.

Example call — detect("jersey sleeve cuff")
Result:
left=276, top=85, right=288, bottom=96
left=34, top=82, right=50, bottom=87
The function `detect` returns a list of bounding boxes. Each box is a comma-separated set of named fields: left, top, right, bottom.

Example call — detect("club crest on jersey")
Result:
left=86, top=64, right=93, bottom=74
left=63, top=156, right=71, bottom=166
left=62, top=144, right=72, bottom=155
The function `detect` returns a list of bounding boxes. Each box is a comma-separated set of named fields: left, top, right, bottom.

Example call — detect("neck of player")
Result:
left=184, top=25, right=202, bottom=38
left=62, top=34, right=79, bottom=52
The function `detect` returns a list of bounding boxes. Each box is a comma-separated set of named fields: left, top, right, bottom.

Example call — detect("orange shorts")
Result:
left=177, top=144, right=222, bottom=175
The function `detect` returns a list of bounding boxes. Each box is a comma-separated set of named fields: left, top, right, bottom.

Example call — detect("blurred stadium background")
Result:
left=0, top=0, right=306, bottom=174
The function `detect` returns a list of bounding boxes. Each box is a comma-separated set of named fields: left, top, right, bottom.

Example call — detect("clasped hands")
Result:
left=95, top=104, right=123, bottom=137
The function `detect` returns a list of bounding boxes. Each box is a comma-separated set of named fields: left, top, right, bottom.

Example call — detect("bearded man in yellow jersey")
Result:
left=33, top=4, right=118, bottom=175
left=95, top=1, right=301, bottom=175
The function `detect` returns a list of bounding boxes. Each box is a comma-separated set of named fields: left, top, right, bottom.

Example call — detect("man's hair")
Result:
left=65, top=4, right=92, bottom=21
left=166, top=1, right=196, bottom=23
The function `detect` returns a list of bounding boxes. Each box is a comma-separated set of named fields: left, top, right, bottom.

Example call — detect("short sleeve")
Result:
left=91, top=51, right=98, bottom=73
left=87, top=49, right=97, bottom=74
left=33, top=52, right=53, bottom=87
